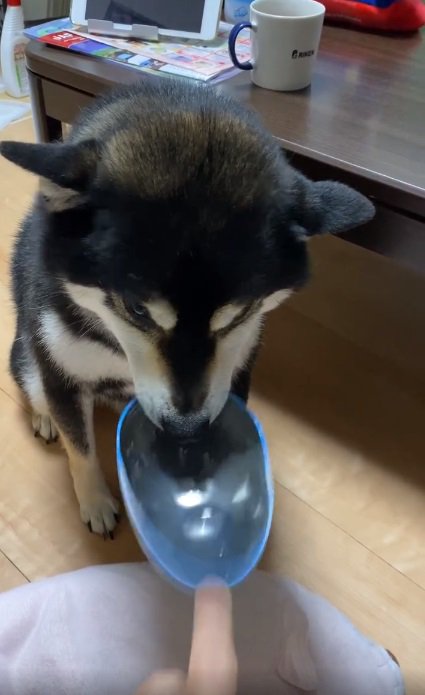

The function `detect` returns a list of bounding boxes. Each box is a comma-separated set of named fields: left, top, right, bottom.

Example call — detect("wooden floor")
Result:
left=1, top=116, right=424, bottom=694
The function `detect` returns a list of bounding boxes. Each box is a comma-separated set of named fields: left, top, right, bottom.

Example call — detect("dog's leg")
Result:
left=44, top=378, right=120, bottom=537
left=32, top=412, right=58, bottom=443
left=60, top=429, right=120, bottom=538
left=95, top=392, right=129, bottom=416
left=10, top=338, right=59, bottom=443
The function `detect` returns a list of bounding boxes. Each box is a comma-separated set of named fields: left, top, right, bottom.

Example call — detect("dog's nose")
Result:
left=161, top=416, right=210, bottom=443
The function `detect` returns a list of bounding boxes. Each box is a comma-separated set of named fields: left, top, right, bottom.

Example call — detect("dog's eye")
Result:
left=125, top=298, right=151, bottom=322
left=132, top=302, right=148, bottom=317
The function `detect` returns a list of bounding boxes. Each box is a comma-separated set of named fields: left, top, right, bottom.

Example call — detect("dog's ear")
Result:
left=0, top=139, right=98, bottom=211
left=290, top=170, right=375, bottom=237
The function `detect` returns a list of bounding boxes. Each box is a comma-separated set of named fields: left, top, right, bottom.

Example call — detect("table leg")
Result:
left=28, top=69, right=62, bottom=143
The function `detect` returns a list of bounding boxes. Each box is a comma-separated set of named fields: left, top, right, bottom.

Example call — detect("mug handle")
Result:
left=228, top=22, right=253, bottom=70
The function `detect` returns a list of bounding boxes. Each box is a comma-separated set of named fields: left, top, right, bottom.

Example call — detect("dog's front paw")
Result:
left=32, top=412, right=58, bottom=443
left=77, top=475, right=120, bottom=539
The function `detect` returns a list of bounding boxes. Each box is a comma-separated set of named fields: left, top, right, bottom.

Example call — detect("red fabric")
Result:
left=323, top=0, right=425, bottom=31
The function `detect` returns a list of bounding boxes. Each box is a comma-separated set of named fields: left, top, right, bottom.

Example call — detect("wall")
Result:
left=22, top=0, right=70, bottom=21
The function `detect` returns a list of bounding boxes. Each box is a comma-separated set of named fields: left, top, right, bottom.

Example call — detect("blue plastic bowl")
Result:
left=116, top=395, right=273, bottom=591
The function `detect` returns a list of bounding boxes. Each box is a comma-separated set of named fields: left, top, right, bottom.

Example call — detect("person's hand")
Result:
left=135, top=582, right=237, bottom=695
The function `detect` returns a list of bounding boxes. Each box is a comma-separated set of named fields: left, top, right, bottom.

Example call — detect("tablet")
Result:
left=71, top=0, right=223, bottom=41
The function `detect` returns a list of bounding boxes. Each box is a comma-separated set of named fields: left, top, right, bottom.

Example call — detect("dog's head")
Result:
left=1, top=82, right=374, bottom=438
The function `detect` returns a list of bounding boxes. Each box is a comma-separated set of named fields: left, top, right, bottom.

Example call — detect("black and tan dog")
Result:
left=1, top=80, right=374, bottom=536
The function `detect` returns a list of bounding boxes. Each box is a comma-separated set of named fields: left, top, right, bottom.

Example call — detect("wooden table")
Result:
left=25, top=26, right=425, bottom=271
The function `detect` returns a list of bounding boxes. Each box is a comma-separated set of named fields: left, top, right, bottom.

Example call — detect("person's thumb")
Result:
left=135, top=669, right=186, bottom=695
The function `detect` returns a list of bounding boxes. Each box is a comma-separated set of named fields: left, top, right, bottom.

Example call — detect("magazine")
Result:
left=24, top=19, right=251, bottom=84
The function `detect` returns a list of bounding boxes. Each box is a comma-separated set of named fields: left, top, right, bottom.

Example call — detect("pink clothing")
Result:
left=0, top=563, right=404, bottom=694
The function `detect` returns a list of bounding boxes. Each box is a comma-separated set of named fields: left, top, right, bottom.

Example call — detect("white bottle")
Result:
left=0, top=0, right=29, bottom=98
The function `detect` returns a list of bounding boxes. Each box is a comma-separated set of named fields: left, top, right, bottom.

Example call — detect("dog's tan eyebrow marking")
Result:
left=261, top=289, right=292, bottom=313
left=144, top=299, right=177, bottom=331
left=210, top=304, right=247, bottom=333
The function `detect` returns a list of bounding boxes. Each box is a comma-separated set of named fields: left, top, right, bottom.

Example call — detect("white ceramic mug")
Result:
left=229, top=0, right=325, bottom=91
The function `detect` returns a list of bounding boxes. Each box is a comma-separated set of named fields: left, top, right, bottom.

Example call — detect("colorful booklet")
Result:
left=24, top=19, right=251, bottom=84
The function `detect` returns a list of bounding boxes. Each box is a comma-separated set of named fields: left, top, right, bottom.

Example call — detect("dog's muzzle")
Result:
left=160, top=415, right=210, bottom=443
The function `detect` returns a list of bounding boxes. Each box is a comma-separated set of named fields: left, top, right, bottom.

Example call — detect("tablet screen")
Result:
left=85, top=0, right=206, bottom=32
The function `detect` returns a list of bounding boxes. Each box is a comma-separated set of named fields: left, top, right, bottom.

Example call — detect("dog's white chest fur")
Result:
left=39, top=310, right=131, bottom=383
